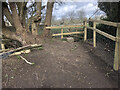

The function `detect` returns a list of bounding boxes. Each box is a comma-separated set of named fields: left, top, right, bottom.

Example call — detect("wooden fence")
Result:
left=83, top=19, right=120, bottom=71
left=46, top=19, right=120, bottom=70
left=45, top=25, right=84, bottom=39
left=1, top=19, right=119, bottom=70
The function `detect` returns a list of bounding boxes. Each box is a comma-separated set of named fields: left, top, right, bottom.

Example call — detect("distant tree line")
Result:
left=51, top=9, right=86, bottom=26
left=97, top=2, right=120, bottom=36
left=98, top=2, right=120, bottom=22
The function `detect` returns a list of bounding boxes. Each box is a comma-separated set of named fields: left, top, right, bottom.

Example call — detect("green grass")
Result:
left=37, top=46, right=43, bottom=50
left=38, top=26, right=84, bottom=36
left=38, top=30, right=43, bottom=35
left=17, top=55, right=21, bottom=59
left=5, top=74, right=8, bottom=78
left=50, top=26, right=84, bottom=39
left=51, top=27, right=84, bottom=34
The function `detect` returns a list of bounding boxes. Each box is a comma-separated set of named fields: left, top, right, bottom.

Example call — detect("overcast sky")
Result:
left=27, top=0, right=106, bottom=20
left=52, top=1, right=105, bottom=20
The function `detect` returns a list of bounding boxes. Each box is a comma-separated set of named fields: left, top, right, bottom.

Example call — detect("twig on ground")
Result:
left=19, top=55, right=35, bottom=65
left=9, top=49, right=31, bottom=56
left=0, top=49, right=10, bottom=53
left=0, top=44, right=42, bottom=59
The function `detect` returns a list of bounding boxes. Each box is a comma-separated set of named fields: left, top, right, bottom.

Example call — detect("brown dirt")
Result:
left=2, top=39, right=118, bottom=88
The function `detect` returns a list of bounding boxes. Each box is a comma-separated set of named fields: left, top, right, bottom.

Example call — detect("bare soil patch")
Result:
left=2, top=39, right=118, bottom=88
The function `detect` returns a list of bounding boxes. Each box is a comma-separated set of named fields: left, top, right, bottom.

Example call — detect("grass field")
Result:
left=51, top=26, right=84, bottom=33
left=38, top=26, right=84, bottom=35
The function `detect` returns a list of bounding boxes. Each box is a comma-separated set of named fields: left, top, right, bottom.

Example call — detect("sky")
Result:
left=52, top=1, right=105, bottom=20
left=27, top=0, right=106, bottom=20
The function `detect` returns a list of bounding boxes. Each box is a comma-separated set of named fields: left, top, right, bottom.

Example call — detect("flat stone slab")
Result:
left=67, top=37, right=74, bottom=43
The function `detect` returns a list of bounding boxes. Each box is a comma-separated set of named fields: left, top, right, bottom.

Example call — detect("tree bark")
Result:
left=8, top=2, right=41, bottom=45
left=36, top=2, right=42, bottom=17
left=3, top=3, right=14, bottom=26
left=31, top=2, right=42, bottom=36
left=9, top=3, right=24, bottom=33
left=19, top=2, right=27, bottom=27
left=32, top=23, right=38, bottom=36
left=2, top=2, right=43, bottom=46
left=42, top=2, right=54, bottom=38
left=9, top=2, right=28, bottom=45
left=2, top=27, right=24, bottom=43
left=2, top=10, right=5, bottom=28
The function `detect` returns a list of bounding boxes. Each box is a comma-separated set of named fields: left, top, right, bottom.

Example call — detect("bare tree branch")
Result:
left=3, top=2, right=14, bottom=26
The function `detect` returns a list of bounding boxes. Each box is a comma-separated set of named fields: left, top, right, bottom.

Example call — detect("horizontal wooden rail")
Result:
left=46, top=25, right=83, bottom=29
left=84, top=25, right=116, bottom=41
left=85, top=19, right=118, bottom=27
left=52, top=31, right=84, bottom=36
left=83, top=19, right=120, bottom=70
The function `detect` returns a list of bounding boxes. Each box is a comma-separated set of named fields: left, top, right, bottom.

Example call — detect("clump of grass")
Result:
left=74, top=45, right=77, bottom=48
left=24, top=53, right=28, bottom=56
left=38, top=46, right=43, bottom=50
left=31, top=63, right=35, bottom=65
left=5, top=74, right=8, bottom=78
left=61, top=38, right=67, bottom=41
left=31, top=46, right=43, bottom=51
left=17, top=55, right=21, bottom=59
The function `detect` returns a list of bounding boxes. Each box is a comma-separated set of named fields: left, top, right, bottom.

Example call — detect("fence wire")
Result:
left=50, top=26, right=84, bottom=40
left=45, top=24, right=116, bottom=67
left=86, top=22, right=117, bottom=67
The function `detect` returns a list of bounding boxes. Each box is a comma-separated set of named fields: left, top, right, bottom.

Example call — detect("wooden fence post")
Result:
left=84, top=20, right=87, bottom=41
left=1, top=44, right=5, bottom=50
left=61, top=28, right=63, bottom=39
left=114, top=24, right=120, bottom=70
left=75, top=27, right=77, bottom=32
left=93, top=21, right=96, bottom=47
left=75, top=27, right=77, bottom=35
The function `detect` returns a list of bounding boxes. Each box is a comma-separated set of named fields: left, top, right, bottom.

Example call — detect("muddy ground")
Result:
left=2, top=39, right=118, bottom=88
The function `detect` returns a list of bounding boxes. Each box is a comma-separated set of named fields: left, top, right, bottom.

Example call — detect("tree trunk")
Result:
left=42, top=2, right=54, bottom=38
left=2, top=2, right=43, bottom=46
left=3, top=27, right=23, bottom=42
left=36, top=2, right=42, bottom=17
left=2, top=11, right=5, bottom=28
left=32, top=23, right=38, bottom=36
left=2, top=27, right=42, bottom=45
left=31, top=2, right=42, bottom=36
left=3, top=3, right=14, bottom=27
left=5, top=2, right=40, bottom=45
left=9, top=3, right=27, bottom=45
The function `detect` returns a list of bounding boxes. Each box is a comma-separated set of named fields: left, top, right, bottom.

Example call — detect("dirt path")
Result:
left=2, top=39, right=118, bottom=88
